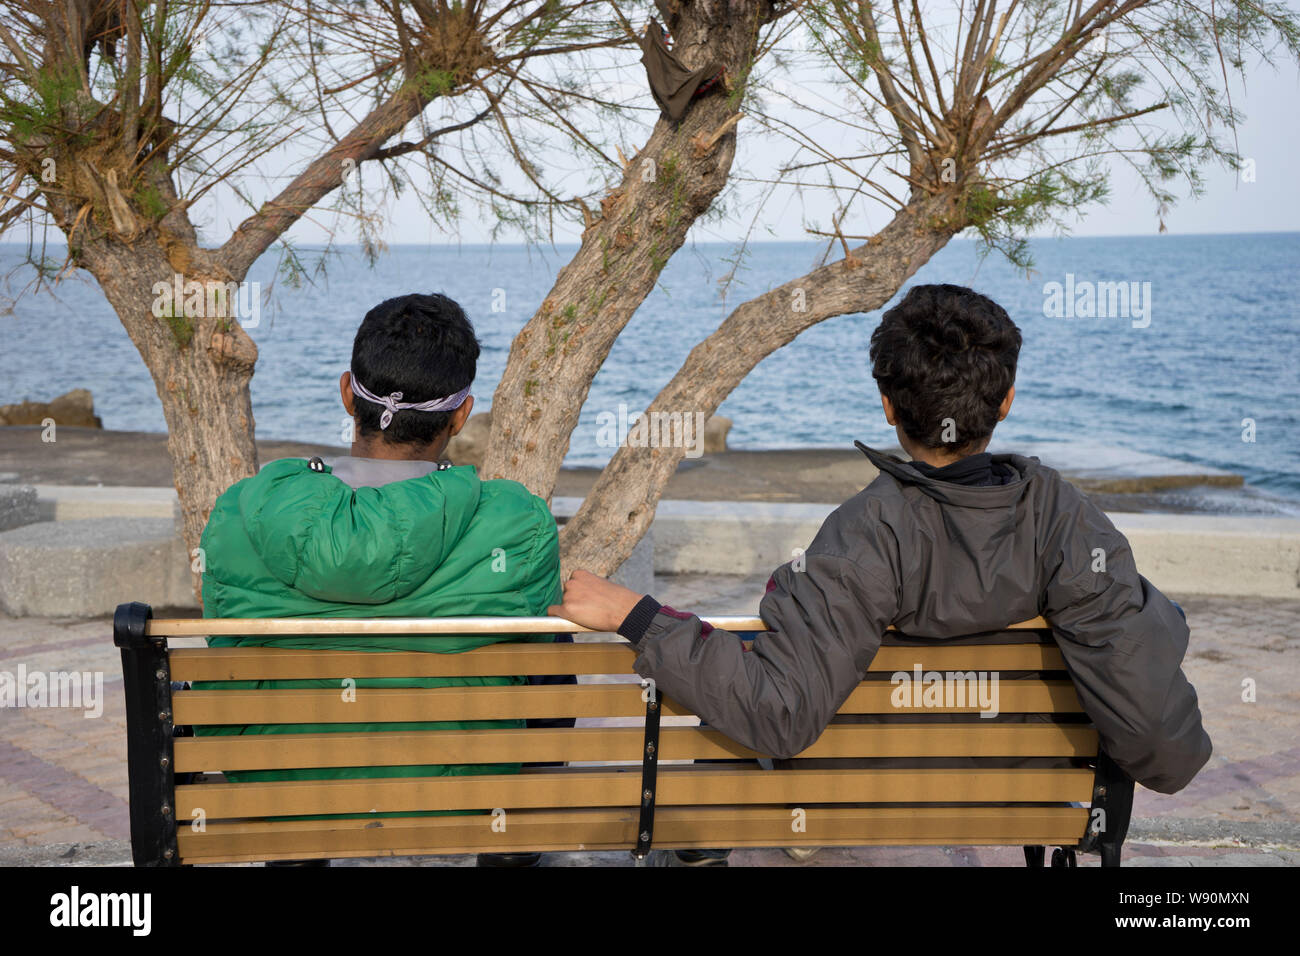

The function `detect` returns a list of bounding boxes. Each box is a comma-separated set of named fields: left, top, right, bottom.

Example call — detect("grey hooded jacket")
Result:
left=620, top=443, right=1212, bottom=794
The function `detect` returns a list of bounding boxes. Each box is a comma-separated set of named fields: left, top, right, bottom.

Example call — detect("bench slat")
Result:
left=174, top=724, right=1099, bottom=772
left=175, top=805, right=1089, bottom=863
left=176, top=767, right=1096, bottom=818
left=168, top=642, right=1065, bottom=681
left=170, top=643, right=632, bottom=680
left=172, top=681, right=1083, bottom=724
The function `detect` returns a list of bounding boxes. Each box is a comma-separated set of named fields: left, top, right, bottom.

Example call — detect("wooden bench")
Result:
left=113, top=601, right=1133, bottom=867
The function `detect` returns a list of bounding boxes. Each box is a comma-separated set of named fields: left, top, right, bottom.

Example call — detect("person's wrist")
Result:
left=617, top=595, right=662, bottom=646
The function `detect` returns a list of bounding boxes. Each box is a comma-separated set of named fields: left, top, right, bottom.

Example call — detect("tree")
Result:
left=0, top=0, right=632, bottom=588
left=481, top=0, right=790, bottom=492
left=493, top=0, right=1300, bottom=573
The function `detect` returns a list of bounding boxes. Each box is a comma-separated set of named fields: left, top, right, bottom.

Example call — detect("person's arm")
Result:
left=552, top=508, right=900, bottom=759
left=1042, top=507, right=1212, bottom=794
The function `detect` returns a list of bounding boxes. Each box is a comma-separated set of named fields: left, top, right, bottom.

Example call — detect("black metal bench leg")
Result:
left=1050, top=847, right=1077, bottom=867
left=1079, top=751, right=1133, bottom=868
left=1023, top=845, right=1045, bottom=867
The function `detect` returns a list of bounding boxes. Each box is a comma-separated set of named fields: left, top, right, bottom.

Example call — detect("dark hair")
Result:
left=869, top=284, right=1021, bottom=453
left=350, top=293, right=480, bottom=447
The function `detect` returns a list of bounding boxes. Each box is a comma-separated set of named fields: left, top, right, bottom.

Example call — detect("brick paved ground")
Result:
left=1, top=578, right=1296, bottom=866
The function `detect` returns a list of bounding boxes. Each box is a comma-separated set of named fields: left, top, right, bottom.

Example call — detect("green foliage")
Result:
left=0, top=62, right=88, bottom=144
left=659, top=151, right=680, bottom=184
left=133, top=180, right=168, bottom=221
left=411, top=67, right=458, bottom=101
left=546, top=303, right=579, bottom=356
left=965, top=167, right=1109, bottom=270
left=796, top=0, right=1300, bottom=273
left=158, top=305, right=195, bottom=349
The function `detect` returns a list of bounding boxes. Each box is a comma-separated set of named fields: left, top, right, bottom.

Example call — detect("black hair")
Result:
left=869, top=284, right=1021, bottom=454
left=350, top=293, right=480, bottom=447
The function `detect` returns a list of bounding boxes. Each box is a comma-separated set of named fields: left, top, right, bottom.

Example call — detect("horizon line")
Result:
left=2, top=229, right=1298, bottom=250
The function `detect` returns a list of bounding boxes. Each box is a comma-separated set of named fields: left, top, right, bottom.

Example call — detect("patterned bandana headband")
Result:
left=350, top=374, right=472, bottom=430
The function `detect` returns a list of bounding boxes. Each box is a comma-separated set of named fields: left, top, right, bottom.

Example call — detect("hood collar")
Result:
left=855, top=441, right=1040, bottom=509
left=238, top=458, right=481, bottom=604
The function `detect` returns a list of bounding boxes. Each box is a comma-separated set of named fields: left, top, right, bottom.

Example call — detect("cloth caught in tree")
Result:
left=638, top=19, right=722, bottom=123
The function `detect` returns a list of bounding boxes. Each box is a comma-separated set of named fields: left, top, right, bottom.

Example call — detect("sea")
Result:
left=2, top=233, right=1297, bottom=509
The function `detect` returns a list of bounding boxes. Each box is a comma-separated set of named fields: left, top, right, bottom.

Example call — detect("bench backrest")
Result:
left=113, top=604, right=1132, bottom=865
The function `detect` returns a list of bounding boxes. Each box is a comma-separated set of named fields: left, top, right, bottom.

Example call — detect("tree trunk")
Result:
left=559, top=188, right=970, bottom=576
left=81, top=240, right=259, bottom=602
left=26, top=19, right=463, bottom=604
left=481, top=1, right=774, bottom=498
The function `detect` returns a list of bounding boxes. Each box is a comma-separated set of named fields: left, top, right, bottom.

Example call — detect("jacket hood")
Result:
left=232, top=457, right=482, bottom=604
left=855, top=441, right=1040, bottom=510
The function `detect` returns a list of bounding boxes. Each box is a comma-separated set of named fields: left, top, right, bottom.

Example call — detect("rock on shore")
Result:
left=0, top=389, right=102, bottom=428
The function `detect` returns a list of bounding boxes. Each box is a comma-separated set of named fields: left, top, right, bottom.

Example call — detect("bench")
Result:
left=113, top=601, right=1133, bottom=866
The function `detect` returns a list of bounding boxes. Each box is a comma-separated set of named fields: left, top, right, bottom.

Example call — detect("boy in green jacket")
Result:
left=193, top=294, right=563, bottom=856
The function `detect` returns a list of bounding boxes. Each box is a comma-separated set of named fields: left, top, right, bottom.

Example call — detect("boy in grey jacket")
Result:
left=552, top=284, right=1212, bottom=800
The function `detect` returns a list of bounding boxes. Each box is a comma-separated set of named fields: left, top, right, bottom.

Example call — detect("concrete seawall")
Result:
left=0, top=485, right=1294, bottom=616
left=555, top=497, right=1300, bottom=599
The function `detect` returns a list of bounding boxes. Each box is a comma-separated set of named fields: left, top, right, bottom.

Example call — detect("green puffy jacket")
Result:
left=193, top=457, right=561, bottom=786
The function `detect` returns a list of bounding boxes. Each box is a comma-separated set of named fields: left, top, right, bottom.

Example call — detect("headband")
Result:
left=350, top=374, right=472, bottom=430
